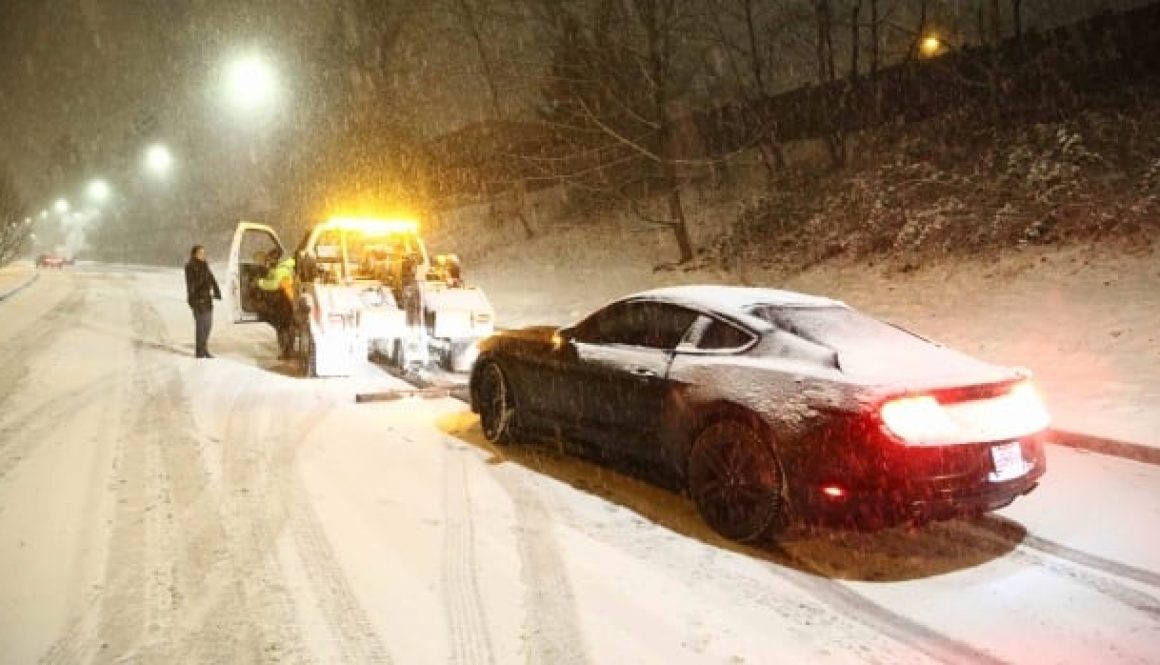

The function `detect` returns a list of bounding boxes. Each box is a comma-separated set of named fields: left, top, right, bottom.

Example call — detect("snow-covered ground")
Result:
left=0, top=260, right=37, bottom=299
left=0, top=264, right=1158, bottom=664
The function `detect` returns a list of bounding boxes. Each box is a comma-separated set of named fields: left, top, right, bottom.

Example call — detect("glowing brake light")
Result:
left=880, top=381, right=1050, bottom=446
left=880, top=395, right=958, bottom=444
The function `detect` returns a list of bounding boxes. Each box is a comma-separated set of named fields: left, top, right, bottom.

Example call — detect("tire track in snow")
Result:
left=43, top=285, right=307, bottom=663
left=273, top=401, right=395, bottom=664
left=38, top=371, right=127, bottom=665
left=958, top=519, right=1160, bottom=621
left=504, top=463, right=1003, bottom=665
left=132, top=290, right=311, bottom=663
left=441, top=441, right=497, bottom=665
left=486, top=465, right=590, bottom=665
left=972, top=517, right=1160, bottom=589
left=0, top=282, right=85, bottom=407
left=0, top=373, right=117, bottom=483
left=442, top=404, right=977, bottom=662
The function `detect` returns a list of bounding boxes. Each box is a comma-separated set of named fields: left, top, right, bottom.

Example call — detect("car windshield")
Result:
left=750, top=305, right=928, bottom=349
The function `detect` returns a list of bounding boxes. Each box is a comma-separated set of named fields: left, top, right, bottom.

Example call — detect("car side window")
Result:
left=574, top=302, right=697, bottom=350
left=697, top=319, right=754, bottom=351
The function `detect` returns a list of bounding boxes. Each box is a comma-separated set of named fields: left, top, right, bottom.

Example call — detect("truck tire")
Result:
left=300, top=329, right=318, bottom=378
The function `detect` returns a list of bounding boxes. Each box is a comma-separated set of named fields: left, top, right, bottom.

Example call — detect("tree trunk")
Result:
left=510, top=179, right=535, bottom=239
left=814, top=1, right=845, bottom=168
left=665, top=166, right=695, bottom=264
left=908, top=0, right=929, bottom=60
left=1011, top=0, right=1023, bottom=38
left=990, top=0, right=1002, bottom=43
left=456, top=0, right=536, bottom=238
left=850, top=0, right=862, bottom=80
left=869, top=0, right=879, bottom=76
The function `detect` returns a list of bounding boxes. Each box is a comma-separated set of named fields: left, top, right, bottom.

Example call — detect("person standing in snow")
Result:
left=184, top=244, right=221, bottom=358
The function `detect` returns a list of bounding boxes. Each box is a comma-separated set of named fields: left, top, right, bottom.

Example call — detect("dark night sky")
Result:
left=0, top=0, right=1149, bottom=216
left=0, top=1, right=338, bottom=204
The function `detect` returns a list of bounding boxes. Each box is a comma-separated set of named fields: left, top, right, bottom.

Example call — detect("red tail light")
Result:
left=880, top=381, right=1050, bottom=446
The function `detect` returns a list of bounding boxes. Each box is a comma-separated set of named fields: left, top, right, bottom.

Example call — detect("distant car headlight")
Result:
left=880, top=381, right=1050, bottom=446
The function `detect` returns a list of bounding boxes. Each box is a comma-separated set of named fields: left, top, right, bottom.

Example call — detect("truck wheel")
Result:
left=391, top=339, right=410, bottom=371
left=447, top=341, right=475, bottom=373
left=300, top=330, right=318, bottom=378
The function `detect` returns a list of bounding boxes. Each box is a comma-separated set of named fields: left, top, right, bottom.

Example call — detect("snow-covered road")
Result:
left=0, top=266, right=1158, bottom=664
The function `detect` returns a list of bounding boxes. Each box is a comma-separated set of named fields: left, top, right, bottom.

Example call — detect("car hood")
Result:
left=836, top=341, right=1020, bottom=392
left=497, top=326, right=558, bottom=342
left=478, top=325, right=557, bottom=353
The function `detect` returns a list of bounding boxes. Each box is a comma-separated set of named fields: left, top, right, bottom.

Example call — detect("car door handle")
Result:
left=630, top=367, right=658, bottom=378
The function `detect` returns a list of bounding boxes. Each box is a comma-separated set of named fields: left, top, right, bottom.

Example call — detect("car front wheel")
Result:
left=477, top=361, right=517, bottom=445
left=688, top=418, right=788, bottom=542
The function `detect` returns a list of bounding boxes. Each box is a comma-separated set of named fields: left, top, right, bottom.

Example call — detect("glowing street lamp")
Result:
left=920, top=35, right=943, bottom=57
left=145, top=143, right=173, bottom=177
left=224, top=53, right=278, bottom=113
left=87, top=178, right=111, bottom=203
left=39, top=210, right=48, bottom=219
left=54, top=198, right=70, bottom=214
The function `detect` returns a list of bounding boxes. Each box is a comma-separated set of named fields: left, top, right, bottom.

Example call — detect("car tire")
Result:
left=476, top=360, right=518, bottom=445
left=687, top=418, right=788, bottom=543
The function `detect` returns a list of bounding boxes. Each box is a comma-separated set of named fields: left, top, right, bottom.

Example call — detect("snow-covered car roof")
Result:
left=631, top=285, right=845, bottom=317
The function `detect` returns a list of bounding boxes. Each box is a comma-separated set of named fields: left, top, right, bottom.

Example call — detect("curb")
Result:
left=0, top=270, right=39, bottom=303
left=1049, top=428, right=1160, bottom=466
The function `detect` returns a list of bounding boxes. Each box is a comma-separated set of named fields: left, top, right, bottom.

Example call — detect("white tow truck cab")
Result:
left=228, top=216, right=494, bottom=377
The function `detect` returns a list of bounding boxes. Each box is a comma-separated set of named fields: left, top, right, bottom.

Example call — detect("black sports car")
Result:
left=469, top=286, right=1049, bottom=542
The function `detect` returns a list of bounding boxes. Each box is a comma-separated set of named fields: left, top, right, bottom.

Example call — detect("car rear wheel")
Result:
left=477, top=361, right=517, bottom=445
left=688, top=419, right=788, bottom=542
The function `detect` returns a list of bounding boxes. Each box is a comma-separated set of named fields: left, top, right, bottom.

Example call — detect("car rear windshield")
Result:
left=749, top=305, right=926, bottom=349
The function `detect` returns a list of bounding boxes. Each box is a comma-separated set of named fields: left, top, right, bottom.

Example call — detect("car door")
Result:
left=227, top=222, right=284, bottom=323
left=562, top=301, right=699, bottom=454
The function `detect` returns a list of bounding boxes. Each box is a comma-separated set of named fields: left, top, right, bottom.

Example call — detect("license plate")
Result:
left=989, top=441, right=1028, bottom=482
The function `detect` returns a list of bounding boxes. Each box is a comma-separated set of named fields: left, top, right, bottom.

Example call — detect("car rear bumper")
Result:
left=791, top=430, right=1048, bottom=528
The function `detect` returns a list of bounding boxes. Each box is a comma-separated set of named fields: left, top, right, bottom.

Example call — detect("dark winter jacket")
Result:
left=184, top=258, right=222, bottom=310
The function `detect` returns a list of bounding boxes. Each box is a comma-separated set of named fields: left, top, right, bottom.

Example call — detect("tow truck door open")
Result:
left=228, top=222, right=284, bottom=323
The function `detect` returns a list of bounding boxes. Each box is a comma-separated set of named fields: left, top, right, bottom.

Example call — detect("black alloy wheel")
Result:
left=688, top=419, right=788, bottom=542
left=477, top=361, right=516, bottom=444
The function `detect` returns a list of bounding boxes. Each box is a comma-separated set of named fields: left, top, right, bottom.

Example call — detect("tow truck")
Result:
left=227, top=216, right=494, bottom=378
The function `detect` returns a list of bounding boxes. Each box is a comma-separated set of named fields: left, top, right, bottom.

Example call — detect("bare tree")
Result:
left=446, top=0, right=537, bottom=238
left=0, top=166, right=30, bottom=267
left=702, top=0, right=791, bottom=178
left=534, top=0, right=704, bottom=263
